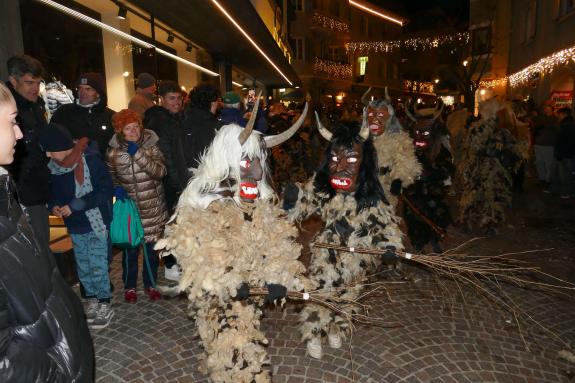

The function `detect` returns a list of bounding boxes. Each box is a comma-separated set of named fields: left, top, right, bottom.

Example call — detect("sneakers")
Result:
left=124, top=288, right=137, bottom=303
left=307, top=337, right=322, bottom=359
left=84, top=298, right=99, bottom=323
left=145, top=287, right=162, bottom=301
left=90, top=303, right=114, bottom=330
left=164, top=264, right=181, bottom=282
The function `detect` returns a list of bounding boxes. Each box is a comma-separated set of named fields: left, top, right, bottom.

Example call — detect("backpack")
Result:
left=110, top=198, right=145, bottom=248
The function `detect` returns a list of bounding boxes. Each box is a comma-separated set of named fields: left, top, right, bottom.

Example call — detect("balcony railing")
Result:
left=313, top=57, right=353, bottom=79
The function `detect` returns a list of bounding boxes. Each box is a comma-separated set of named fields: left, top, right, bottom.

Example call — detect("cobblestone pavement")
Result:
left=92, top=181, right=575, bottom=382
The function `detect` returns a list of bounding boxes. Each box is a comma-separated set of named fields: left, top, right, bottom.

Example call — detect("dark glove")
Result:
left=282, top=182, right=299, bottom=210
left=390, top=179, right=402, bottom=196
left=114, top=186, right=128, bottom=200
left=127, top=141, right=139, bottom=156
left=383, top=246, right=398, bottom=262
left=265, top=283, right=287, bottom=304
left=236, top=283, right=250, bottom=300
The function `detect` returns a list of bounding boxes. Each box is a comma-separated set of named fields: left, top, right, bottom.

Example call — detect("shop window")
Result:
left=19, top=0, right=104, bottom=88
left=559, top=0, right=575, bottom=16
left=358, top=57, right=368, bottom=76
left=471, top=27, right=491, bottom=55
left=130, top=30, right=178, bottom=83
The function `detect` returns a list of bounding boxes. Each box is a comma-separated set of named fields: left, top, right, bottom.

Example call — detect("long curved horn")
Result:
left=432, top=100, right=444, bottom=121
left=360, top=87, right=372, bottom=105
left=405, top=98, right=417, bottom=122
left=264, top=101, right=309, bottom=147
left=359, top=107, right=370, bottom=141
left=238, top=90, right=262, bottom=144
left=384, top=86, right=391, bottom=102
left=314, top=110, right=332, bottom=141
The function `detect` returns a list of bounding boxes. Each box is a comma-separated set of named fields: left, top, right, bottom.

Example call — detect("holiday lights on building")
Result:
left=403, top=80, right=435, bottom=94
left=479, top=77, right=508, bottom=88
left=508, top=45, right=575, bottom=87
left=311, top=13, right=349, bottom=32
left=313, top=57, right=353, bottom=79
left=346, top=32, right=470, bottom=54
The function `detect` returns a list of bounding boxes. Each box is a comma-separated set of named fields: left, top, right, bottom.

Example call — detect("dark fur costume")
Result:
left=457, top=100, right=523, bottom=232
left=403, top=118, right=454, bottom=251
left=285, top=120, right=403, bottom=352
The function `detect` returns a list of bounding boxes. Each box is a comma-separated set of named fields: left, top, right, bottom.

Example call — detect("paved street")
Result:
left=92, top=181, right=575, bottom=383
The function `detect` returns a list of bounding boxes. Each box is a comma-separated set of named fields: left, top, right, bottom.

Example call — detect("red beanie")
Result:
left=112, top=109, right=141, bottom=133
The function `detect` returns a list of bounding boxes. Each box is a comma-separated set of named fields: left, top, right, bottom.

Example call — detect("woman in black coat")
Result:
left=0, top=82, right=93, bottom=382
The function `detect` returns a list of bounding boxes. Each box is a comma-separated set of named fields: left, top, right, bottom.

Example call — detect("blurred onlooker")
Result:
left=40, top=123, right=114, bottom=329
left=181, top=83, right=222, bottom=168
left=533, top=101, right=558, bottom=185
left=107, top=109, right=168, bottom=302
left=551, top=107, right=575, bottom=198
left=51, top=72, right=115, bottom=157
left=128, top=73, right=156, bottom=118
left=0, top=82, right=94, bottom=382
left=5, top=54, right=51, bottom=249
left=219, top=90, right=267, bottom=132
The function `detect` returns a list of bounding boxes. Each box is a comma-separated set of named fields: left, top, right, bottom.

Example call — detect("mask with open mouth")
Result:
left=239, top=157, right=263, bottom=202
left=328, top=142, right=363, bottom=193
left=367, top=105, right=389, bottom=137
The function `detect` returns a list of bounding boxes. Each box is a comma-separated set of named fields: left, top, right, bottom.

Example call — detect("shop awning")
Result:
left=132, top=0, right=300, bottom=87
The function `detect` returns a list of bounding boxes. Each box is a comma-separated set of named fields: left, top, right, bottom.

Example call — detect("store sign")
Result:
left=551, top=91, right=573, bottom=110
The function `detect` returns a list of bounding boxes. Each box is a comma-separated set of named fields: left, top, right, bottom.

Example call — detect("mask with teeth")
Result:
left=367, top=105, right=390, bottom=137
left=328, top=142, right=363, bottom=193
left=239, top=156, right=263, bottom=202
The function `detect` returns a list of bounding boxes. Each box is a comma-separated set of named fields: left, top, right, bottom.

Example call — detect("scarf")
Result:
left=48, top=139, right=107, bottom=237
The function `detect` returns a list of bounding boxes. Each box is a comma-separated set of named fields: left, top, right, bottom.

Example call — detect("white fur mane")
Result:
left=177, top=123, right=274, bottom=209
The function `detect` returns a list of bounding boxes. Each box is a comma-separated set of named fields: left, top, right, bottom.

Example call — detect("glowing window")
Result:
left=358, top=56, right=368, bottom=76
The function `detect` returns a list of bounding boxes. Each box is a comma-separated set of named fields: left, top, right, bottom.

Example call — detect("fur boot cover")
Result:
left=457, top=117, right=523, bottom=231
left=373, top=130, right=422, bottom=205
left=156, top=200, right=314, bottom=382
left=287, top=179, right=403, bottom=343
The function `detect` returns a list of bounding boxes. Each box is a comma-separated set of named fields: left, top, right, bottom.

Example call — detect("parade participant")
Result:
left=156, top=97, right=314, bottom=382
left=362, top=88, right=422, bottom=205
left=403, top=101, right=454, bottom=253
left=283, top=117, right=403, bottom=359
left=457, top=97, right=524, bottom=235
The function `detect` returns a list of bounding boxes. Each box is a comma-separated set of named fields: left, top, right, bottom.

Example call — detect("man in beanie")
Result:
left=219, top=90, right=268, bottom=132
left=51, top=72, right=115, bottom=157
left=129, top=72, right=156, bottom=118
left=40, top=123, right=115, bottom=329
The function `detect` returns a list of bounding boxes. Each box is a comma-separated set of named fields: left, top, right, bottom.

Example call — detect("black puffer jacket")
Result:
left=181, top=107, right=222, bottom=169
left=143, top=106, right=190, bottom=210
left=51, top=98, right=115, bottom=158
left=5, top=82, right=51, bottom=206
left=0, top=172, right=93, bottom=382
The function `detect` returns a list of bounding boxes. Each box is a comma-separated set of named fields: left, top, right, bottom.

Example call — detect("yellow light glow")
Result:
left=181, top=85, right=187, bottom=91
left=463, top=60, right=468, bottom=67
left=348, top=0, right=404, bottom=26
left=479, top=89, right=486, bottom=96
left=122, top=71, right=130, bottom=77
left=232, top=81, right=243, bottom=87
left=36, top=0, right=218, bottom=77
left=434, top=78, right=439, bottom=84
left=211, top=0, right=293, bottom=86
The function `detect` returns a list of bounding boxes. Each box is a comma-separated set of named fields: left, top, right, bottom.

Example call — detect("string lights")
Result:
left=313, top=57, right=353, bottom=79
left=346, top=32, right=470, bottom=54
left=479, top=78, right=508, bottom=88
left=311, top=12, right=349, bottom=32
left=403, top=80, right=435, bottom=94
left=508, top=44, right=575, bottom=87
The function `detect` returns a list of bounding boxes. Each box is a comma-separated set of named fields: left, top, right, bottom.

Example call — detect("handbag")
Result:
left=110, top=197, right=145, bottom=248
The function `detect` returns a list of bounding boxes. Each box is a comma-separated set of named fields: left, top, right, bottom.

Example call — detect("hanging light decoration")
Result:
left=311, top=13, right=349, bottom=32
left=346, top=32, right=470, bottom=54
left=313, top=57, right=353, bottom=79
left=508, top=45, right=575, bottom=87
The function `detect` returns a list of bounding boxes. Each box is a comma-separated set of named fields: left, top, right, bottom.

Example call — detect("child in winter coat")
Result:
left=40, top=123, right=114, bottom=330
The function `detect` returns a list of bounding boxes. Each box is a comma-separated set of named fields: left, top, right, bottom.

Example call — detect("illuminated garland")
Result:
left=311, top=13, right=349, bottom=32
left=403, top=80, right=435, bottom=94
left=346, top=31, right=470, bottom=54
left=479, top=78, right=508, bottom=88
left=313, top=57, right=353, bottom=79
left=509, top=45, right=575, bottom=87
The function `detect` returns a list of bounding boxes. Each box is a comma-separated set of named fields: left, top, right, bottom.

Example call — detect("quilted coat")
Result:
left=0, top=171, right=93, bottom=382
left=107, top=129, right=169, bottom=242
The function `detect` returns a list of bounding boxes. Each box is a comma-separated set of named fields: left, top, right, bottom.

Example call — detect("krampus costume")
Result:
left=403, top=102, right=454, bottom=252
left=362, top=88, right=421, bottom=205
left=284, top=118, right=403, bottom=359
left=457, top=98, right=524, bottom=234
left=155, top=99, right=314, bottom=382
